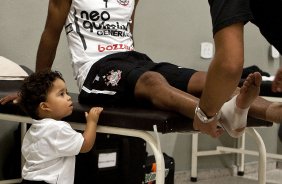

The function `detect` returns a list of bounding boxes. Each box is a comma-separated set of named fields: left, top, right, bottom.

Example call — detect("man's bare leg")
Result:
left=265, top=103, right=282, bottom=123
left=192, top=71, right=282, bottom=124
left=134, top=71, right=224, bottom=137
left=134, top=71, right=201, bottom=118
left=239, top=75, right=282, bottom=124
left=249, top=95, right=282, bottom=124
left=134, top=70, right=282, bottom=138
left=192, top=70, right=282, bottom=125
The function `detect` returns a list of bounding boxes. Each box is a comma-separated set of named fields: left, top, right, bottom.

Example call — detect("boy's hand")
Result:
left=85, top=107, right=103, bottom=123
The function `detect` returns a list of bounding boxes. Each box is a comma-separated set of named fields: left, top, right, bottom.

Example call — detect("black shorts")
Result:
left=21, top=179, right=48, bottom=184
left=209, top=0, right=282, bottom=53
left=78, top=51, right=197, bottom=106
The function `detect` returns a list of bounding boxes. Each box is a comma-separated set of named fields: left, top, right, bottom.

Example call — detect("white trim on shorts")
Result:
left=81, top=86, right=116, bottom=95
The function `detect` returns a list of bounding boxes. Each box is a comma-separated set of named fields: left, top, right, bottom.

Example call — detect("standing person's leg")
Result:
left=200, top=0, right=251, bottom=118
left=193, top=0, right=254, bottom=137
left=250, top=0, right=282, bottom=54
left=208, top=0, right=282, bottom=123
left=250, top=0, right=282, bottom=92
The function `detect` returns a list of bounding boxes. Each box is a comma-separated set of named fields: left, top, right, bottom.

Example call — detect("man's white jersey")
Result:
left=65, top=0, right=135, bottom=90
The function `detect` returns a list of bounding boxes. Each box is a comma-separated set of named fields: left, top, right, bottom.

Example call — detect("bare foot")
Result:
left=236, top=72, right=261, bottom=109
left=244, top=73, right=282, bottom=124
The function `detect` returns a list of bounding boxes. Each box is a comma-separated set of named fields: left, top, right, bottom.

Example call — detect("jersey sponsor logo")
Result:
left=81, top=10, right=110, bottom=22
left=117, top=0, right=129, bottom=6
left=98, top=44, right=133, bottom=52
left=80, top=10, right=130, bottom=37
left=97, top=29, right=131, bottom=37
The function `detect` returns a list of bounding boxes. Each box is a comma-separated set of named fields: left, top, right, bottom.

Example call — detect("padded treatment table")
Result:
left=0, top=69, right=274, bottom=184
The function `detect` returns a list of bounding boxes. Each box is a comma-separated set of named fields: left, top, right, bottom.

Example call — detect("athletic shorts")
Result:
left=78, top=51, right=197, bottom=106
left=209, top=0, right=282, bottom=53
left=21, top=180, right=48, bottom=184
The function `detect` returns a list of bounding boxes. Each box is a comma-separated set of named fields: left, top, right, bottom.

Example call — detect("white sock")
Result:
left=219, top=95, right=250, bottom=138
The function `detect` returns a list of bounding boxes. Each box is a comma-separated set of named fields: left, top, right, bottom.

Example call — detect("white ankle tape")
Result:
left=220, top=95, right=250, bottom=131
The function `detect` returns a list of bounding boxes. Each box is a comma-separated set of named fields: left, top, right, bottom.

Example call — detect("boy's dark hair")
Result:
left=18, top=70, right=64, bottom=120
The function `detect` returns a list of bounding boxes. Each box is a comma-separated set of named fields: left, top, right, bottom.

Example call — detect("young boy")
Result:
left=18, top=70, right=103, bottom=184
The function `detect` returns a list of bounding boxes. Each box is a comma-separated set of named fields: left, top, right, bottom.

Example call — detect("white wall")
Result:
left=0, top=0, right=281, bottom=178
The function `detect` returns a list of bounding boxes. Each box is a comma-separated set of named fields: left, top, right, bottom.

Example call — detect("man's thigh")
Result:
left=152, top=62, right=197, bottom=92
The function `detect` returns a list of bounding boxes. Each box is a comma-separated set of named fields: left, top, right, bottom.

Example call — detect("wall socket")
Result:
left=200, top=42, right=213, bottom=59
left=270, top=45, right=280, bottom=59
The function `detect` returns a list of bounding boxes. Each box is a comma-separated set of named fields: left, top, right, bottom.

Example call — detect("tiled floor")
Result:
left=243, top=169, right=282, bottom=184
left=184, top=176, right=261, bottom=184
left=175, top=168, right=282, bottom=184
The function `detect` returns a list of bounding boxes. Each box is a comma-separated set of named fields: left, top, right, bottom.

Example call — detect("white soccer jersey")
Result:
left=65, top=0, right=135, bottom=90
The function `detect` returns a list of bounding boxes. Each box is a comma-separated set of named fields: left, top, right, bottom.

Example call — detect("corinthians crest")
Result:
left=117, top=0, right=129, bottom=6
left=103, top=70, right=122, bottom=86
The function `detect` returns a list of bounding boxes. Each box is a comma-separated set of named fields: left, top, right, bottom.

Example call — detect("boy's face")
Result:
left=44, top=78, right=73, bottom=120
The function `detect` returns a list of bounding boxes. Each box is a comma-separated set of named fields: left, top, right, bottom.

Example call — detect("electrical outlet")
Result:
left=201, top=42, right=213, bottom=59
left=270, top=45, right=280, bottom=59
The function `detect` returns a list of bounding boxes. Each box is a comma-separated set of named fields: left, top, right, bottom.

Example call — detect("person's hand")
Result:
left=272, top=68, right=282, bottom=92
left=193, top=114, right=224, bottom=138
left=85, top=107, right=103, bottom=123
left=0, top=92, right=20, bottom=105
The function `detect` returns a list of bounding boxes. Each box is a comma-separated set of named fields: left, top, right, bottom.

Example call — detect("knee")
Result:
left=137, top=71, right=166, bottom=87
left=188, top=71, right=206, bottom=95
left=134, top=71, right=166, bottom=97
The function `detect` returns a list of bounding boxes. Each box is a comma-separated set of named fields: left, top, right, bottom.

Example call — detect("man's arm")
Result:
left=193, top=23, right=245, bottom=137
left=36, top=0, right=72, bottom=72
left=129, top=0, right=139, bottom=42
left=0, top=0, right=72, bottom=105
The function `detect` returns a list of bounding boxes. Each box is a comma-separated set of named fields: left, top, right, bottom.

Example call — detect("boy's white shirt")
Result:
left=22, top=118, right=84, bottom=184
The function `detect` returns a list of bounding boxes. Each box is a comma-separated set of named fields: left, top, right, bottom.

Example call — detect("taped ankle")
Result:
left=221, top=95, right=249, bottom=130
